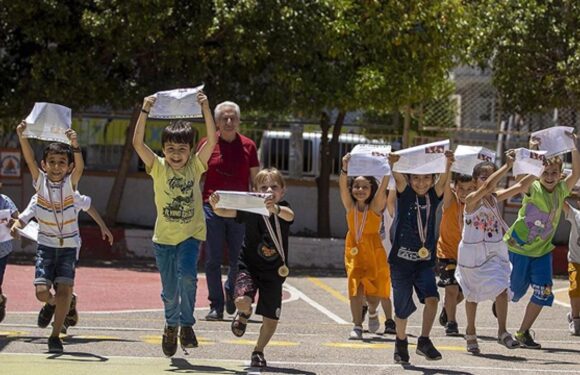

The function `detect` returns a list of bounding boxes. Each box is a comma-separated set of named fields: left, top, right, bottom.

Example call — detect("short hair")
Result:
left=43, top=142, right=73, bottom=164
left=545, top=156, right=563, bottom=169
left=214, top=101, right=240, bottom=121
left=348, top=176, right=379, bottom=205
left=453, top=173, right=474, bottom=184
left=162, top=120, right=194, bottom=148
left=472, top=161, right=497, bottom=180
left=254, top=167, right=285, bottom=188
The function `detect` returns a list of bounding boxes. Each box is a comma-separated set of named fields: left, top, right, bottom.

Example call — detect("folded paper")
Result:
left=513, top=148, right=546, bottom=177
left=16, top=220, right=39, bottom=242
left=393, top=140, right=450, bottom=174
left=348, top=144, right=392, bottom=177
left=452, top=145, right=496, bottom=176
left=24, top=102, right=71, bottom=144
left=215, top=191, right=271, bottom=216
left=531, top=126, right=576, bottom=158
left=149, top=85, right=205, bottom=119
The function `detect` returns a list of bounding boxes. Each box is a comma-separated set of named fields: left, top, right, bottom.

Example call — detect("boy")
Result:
left=388, top=150, right=453, bottom=364
left=0, top=187, right=19, bottom=324
left=132, top=91, right=217, bottom=356
left=563, top=188, right=580, bottom=335
left=436, top=173, right=475, bottom=335
left=209, top=168, right=294, bottom=368
left=15, top=120, right=84, bottom=353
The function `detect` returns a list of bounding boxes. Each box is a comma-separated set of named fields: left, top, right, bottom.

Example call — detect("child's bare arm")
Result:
left=388, top=153, right=407, bottom=193
left=195, top=91, right=218, bottom=165
left=435, top=150, right=454, bottom=197
left=265, top=196, right=295, bottom=222
left=565, top=132, right=580, bottom=191
left=86, top=206, right=114, bottom=245
left=339, top=154, right=354, bottom=211
left=16, top=121, right=40, bottom=182
left=386, top=188, right=396, bottom=217
left=495, top=174, right=536, bottom=202
left=465, top=150, right=514, bottom=212
left=66, top=128, right=84, bottom=189
left=208, top=192, right=237, bottom=218
left=132, top=96, right=157, bottom=170
left=371, top=174, right=390, bottom=215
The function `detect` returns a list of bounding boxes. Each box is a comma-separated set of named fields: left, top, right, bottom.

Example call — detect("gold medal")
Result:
left=59, top=237, right=63, bottom=247
left=418, top=247, right=429, bottom=259
left=350, top=247, right=359, bottom=256
left=278, top=265, right=290, bottom=277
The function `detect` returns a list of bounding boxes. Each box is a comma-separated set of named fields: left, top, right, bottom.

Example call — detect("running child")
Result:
left=563, top=187, right=580, bottom=336
left=380, top=188, right=397, bottom=334
left=0, top=186, right=19, bottom=324
left=209, top=167, right=294, bottom=368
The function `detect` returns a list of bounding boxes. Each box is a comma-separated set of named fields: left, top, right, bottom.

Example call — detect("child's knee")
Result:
left=35, top=287, right=51, bottom=302
left=424, top=296, right=439, bottom=307
left=235, top=296, right=251, bottom=311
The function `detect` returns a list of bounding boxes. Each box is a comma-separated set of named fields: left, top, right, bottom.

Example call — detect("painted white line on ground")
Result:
left=284, top=282, right=349, bottom=324
left=554, top=287, right=572, bottom=308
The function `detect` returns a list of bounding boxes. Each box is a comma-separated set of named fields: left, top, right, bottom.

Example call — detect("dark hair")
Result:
left=162, top=120, right=194, bottom=148
left=43, top=142, right=73, bottom=164
left=453, top=173, right=474, bottom=184
left=348, top=176, right=379, bottom=205
left=472, top=161, right=497, bottom=180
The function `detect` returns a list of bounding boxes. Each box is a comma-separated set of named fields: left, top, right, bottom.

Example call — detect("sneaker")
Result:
left=250, top=351, right=267, bottom=368
left=445, top=321, right=459, bottom=336
left=567, top=312, right=580, bottom=336
left=225, top=290, right=236, bottom=316
left=348, top=325, right=363, bottom=340
left=384, top=318, right=396, bottom=335
left=492, top=301, right=497, bottom=318
left=66, top=294, right=79, bottom=327
left=162, top=325, right=179, bottom=357
left=0, top=295, right=6, bottom=323
left=47, top=335, right=63, bottom=353
left=368, top=311, right=380, bottom=333
left=205, top=308, right=223, bottom=321
left=438, top=307, right=448, bottom=327
left=515, top=329, right=541, bottom=349
left=416, top=336, right=442, bottom=360
left=394, top=337, right=410, bottom=364
left=179, top=326, right=198, bottom=348
left=38, top=303, right=56, bottom=328
left=362, top=304, right=368, bottom=322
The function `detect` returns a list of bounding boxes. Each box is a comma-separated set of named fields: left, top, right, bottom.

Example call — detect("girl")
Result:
left=339, top=153, right=390, bottom=340
left=380, top=188, right=397, bottom=334
left=563, top=188, right=580, bottom=336
left=456, top=152, right=534, bottom=354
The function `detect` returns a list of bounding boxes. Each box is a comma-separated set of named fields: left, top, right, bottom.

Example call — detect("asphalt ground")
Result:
left=1, top=263, right=580, bottom=375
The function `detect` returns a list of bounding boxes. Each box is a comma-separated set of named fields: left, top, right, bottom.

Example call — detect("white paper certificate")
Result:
left=215, top=191, right=271, bottom=216
left=393, top=140, right=450, bottom=174
left=16, top=221, right=39, bottom=242
left=513, top=148, right=546, bottom=177
left=24, top=102, right=72, bottom=144
left=348, top=144, right=392, bottom=177
left=531, top=126, right=576, bottom=158
left=149, top=85, right=205, bottom=119
left=563, top=168, right=580, bottom=187
left=452, top=145, right=496, bottom=176
left=0, top=209, right=11, bottom=242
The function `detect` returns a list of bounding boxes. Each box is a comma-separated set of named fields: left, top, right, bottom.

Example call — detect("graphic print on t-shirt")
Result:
left=257, top=240, right=280, bottom=262
left=162, top=176, right=194, bottom=223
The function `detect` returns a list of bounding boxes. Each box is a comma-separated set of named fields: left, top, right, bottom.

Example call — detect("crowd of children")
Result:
left=2, top=91, right=580, bottom=368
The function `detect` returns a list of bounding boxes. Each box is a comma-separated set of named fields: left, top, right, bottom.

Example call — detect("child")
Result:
left=436, top=173, right=475, bottom=336
left=339, top=153, right=390, bottom=340
left=505, top=133, right=580, bottom=348
left=563, top=188, right=580, bottom=335
left=209, top=168, right=294, bottom=368
left=380, top=188, right=397, bottom=334
left=0, top=186, right=19, bottom=324
left=132, top=91, right=217, bottom=357
left=388, top=150, right=453, bottom=364
left=16, top=121, right=84, bottom=353
left=456, top=154, right=534, bottom=354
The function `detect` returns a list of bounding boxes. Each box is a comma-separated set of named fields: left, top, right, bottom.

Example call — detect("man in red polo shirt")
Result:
left=198, top=101, right=260, bottom=320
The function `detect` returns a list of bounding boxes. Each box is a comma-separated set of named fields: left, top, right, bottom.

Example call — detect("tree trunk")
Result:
left=316, top=110, right=346, bottom=238
left=402, top=105, right=411, bottom=148
left=104, top=104, right=141, bottom=226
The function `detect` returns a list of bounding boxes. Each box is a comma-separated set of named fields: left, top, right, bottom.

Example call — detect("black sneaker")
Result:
left=362, top=304, right=368, bottom=322
left=205, top=308, right=223, bottom=321
left=439, top=307, right=448, bottom=327
left=66, top=294, right=79, bottom=327
left=51, top=318, right=73, bottom=335
left=416, top=336, right=442, bottom=360
left=0, top=295, right=6, bottom=323
left=515, top=330, right=541, bottom=349
left=179, top=326, right=198, bottom=349
left=47, top=335, right=63, bottom=353
left=38, top=303, right=56, bottom=328
left=162, top=325, right=178, bottom=357
left=492, top=301, right=497, bottom=318
left=394, top=337, right=410, bottom=364
left=225, top=290, right=236, bottom=315
left=445, top=321, right=459, bottom=336
left=384, top=318, right=396, bottom=335
left=251, top=351, right=267, bottom=368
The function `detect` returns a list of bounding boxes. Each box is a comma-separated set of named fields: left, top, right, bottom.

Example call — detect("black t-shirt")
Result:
left=236, top=200, right=293, bottom=277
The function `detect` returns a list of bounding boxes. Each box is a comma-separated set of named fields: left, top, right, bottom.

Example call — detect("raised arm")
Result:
left=339, top=154, right=354, bottom=211
left=388, top=153, right=407, bottom=193
left=265, top=196, right=295, bottom=222
left=565, top=132, right=580, bottom=191
left=208, top=192, right=237, bottom=218
left=386, top=188, right=396, bottom=217
left=442, top=173, right=455, bottom=210
left=86, top=206, right=114, bottom=245
left=132, top=96, right=157, bottom=170
left=435, top=150, right=454, bottom=197
left=195, top=91, right=218, bottom=165
left=464, top=150, right=514, bottom=212
left=16, top=121, right=40, bottom=182
left=370, top=174, right=390, bottom=215
left=66, top=128, right=84, bottom=189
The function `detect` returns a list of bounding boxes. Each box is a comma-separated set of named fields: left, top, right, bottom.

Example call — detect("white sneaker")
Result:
left=368, top=312, right=380, bottom=333
left=349, top=325, right=363, bottom=340
left=568, top=312, right=580, bottom=336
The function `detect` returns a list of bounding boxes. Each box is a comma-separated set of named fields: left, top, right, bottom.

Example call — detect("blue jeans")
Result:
left=203, top=204, right=246, bottom=313
left=510, top=251, right=554, bottom=307
left=153, top=237, right=200, bottom=327
left=34, top=245, right=77, bottom=287
left=391, top=261, right=439, bottom=320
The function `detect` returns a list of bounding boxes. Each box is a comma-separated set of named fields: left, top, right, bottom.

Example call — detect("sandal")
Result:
left=251, top=351, right=267, bottom=368
left=465, top=334, right=480, bottom=354
left=231, top=311, right=251, bottom=337
left=498, top=331, right=520, bottom=349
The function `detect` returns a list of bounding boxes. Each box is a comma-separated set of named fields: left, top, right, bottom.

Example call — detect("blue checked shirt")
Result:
left=0, top=194, right=18, bottom=258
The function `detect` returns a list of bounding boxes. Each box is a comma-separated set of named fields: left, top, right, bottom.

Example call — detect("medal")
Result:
left=350, top=247, right=359, bottom=256
left=350, top=205, right=368, bottom=257
left=59, top=238, right=63, bottom=247
left=278, top=265, right=290, bottom=277
left=418, top=247, right=429, bottom=259
left=415, top=195, right=431, bottom=260
left=262, top=212, right=289, bottom=277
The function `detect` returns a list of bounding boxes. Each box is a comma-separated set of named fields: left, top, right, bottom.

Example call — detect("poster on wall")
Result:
left=0, top=149, right=21, bottom=178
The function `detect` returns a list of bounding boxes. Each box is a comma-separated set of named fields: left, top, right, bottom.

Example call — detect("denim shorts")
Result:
left=391, top=261, right=439, bottom=320
left=510, top=251, right=553, bottom=306
left=34, top=245, right=77, bottom=287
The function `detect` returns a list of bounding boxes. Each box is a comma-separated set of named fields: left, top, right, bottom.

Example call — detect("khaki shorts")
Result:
left=569, top=262, right=580, bottom=298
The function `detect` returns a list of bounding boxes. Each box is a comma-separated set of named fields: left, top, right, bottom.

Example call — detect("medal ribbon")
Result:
left=262, top=214, right=286, bottom=265
left=353, top=205, right=369, bottom=245
left=416, top=195, right=431, bottom=248
left=46, top=178, right=65, bottom=244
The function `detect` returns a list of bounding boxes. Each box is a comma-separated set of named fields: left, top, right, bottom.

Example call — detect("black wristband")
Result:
left=71, top=146, right=81, bottom=153
left=141, top=109, right=150, bottom=114
left=341, top=168, right=347, bottom=175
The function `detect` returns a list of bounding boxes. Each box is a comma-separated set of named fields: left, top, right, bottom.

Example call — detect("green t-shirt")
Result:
left=147, top=155, right=207, bottom=245
left=504, top=180, right=570, bottom=257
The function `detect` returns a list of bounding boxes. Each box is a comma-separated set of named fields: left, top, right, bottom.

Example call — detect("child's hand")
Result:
left=197, top=91, right=209, bottom=110
left=444, top=150, right=455, bottom=166
left=388, top=153, right=400, bottom=166
left=341, top=153, right=351, bottom=172
left=529, top=136, right=541, bottom=150
left=101, top=226, right=114, bottom=245
left=142, top=96, right=156, bottom=112
left=565, top=131, right=580, bottom=152
left=505, top=149, right=516, bottom=167
left=265, top=195, right=278, bottom=215
left=65, top=128, right=79, bottom=148
left=16, top=121, right=26, bottom=137
left=209, top=192, right=220, bottom=210
left=10, top=219, right=22, bottom=239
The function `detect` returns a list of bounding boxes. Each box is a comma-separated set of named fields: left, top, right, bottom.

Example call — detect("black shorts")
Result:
left=437, top=258, right=460, bottom=288
left=234, top=270, right=284, bottom=320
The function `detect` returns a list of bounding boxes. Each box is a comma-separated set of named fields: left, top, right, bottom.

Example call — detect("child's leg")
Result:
left=421, top=297, right=438, bottom=337
left=568, top=262, right=580, bottom=318
left=255, top=317, right=278, bottom=353
left=415, top=266, right=440, bottom=338
left=350, top=284, right=365, bottom=326
left=153, top=244, right=179, bottom=327
left=519, top=253, right=553, bottom=332
left=35, top=285, right=54, bottom=304
left=51, top=283, right=72, bottom=337
left=395, top=316, right=408, bottom=339
left=444, top=285, right=460, bottom=323
left=380, top=297, right=393, bottom=320
left=177, top=238, right=200, bottom=327
left=572, top=297, right=580, bottom=319
left=495, top=289, right=509, bottom=335
left=465, top=301, right=477, bottom=336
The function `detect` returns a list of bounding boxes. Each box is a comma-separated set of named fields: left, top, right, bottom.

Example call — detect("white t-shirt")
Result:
left=565, top=204, right=580, bottom=264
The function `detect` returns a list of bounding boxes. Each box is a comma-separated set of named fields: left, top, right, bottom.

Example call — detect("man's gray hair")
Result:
left=214, top=101, right=240, bottom=121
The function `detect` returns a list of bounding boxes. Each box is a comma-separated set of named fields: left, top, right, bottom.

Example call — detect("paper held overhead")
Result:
left=513, top=148, right=546, bottom=177
left=563, top=168, right=580, bottom=188
left=393, top=140, right=450, bottom=174
left=531, top=126, right=576, bottom=158
left=23, top=102, right=72, bottom=144
left=348, top=144, right=392, bottom=177
left=215, top=191, right=271, bottom=216
left=452, top=145, right=496, bottom=176
left=149, top=85, right=205, bottom=119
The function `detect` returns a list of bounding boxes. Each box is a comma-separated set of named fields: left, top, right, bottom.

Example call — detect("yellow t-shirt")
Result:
left=147, top=155, right=207, bottom=245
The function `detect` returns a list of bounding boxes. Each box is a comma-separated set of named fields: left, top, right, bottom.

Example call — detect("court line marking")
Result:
left=283, top=282, right=349, bottom=324
left=554, top=287, right=571, bottom=308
